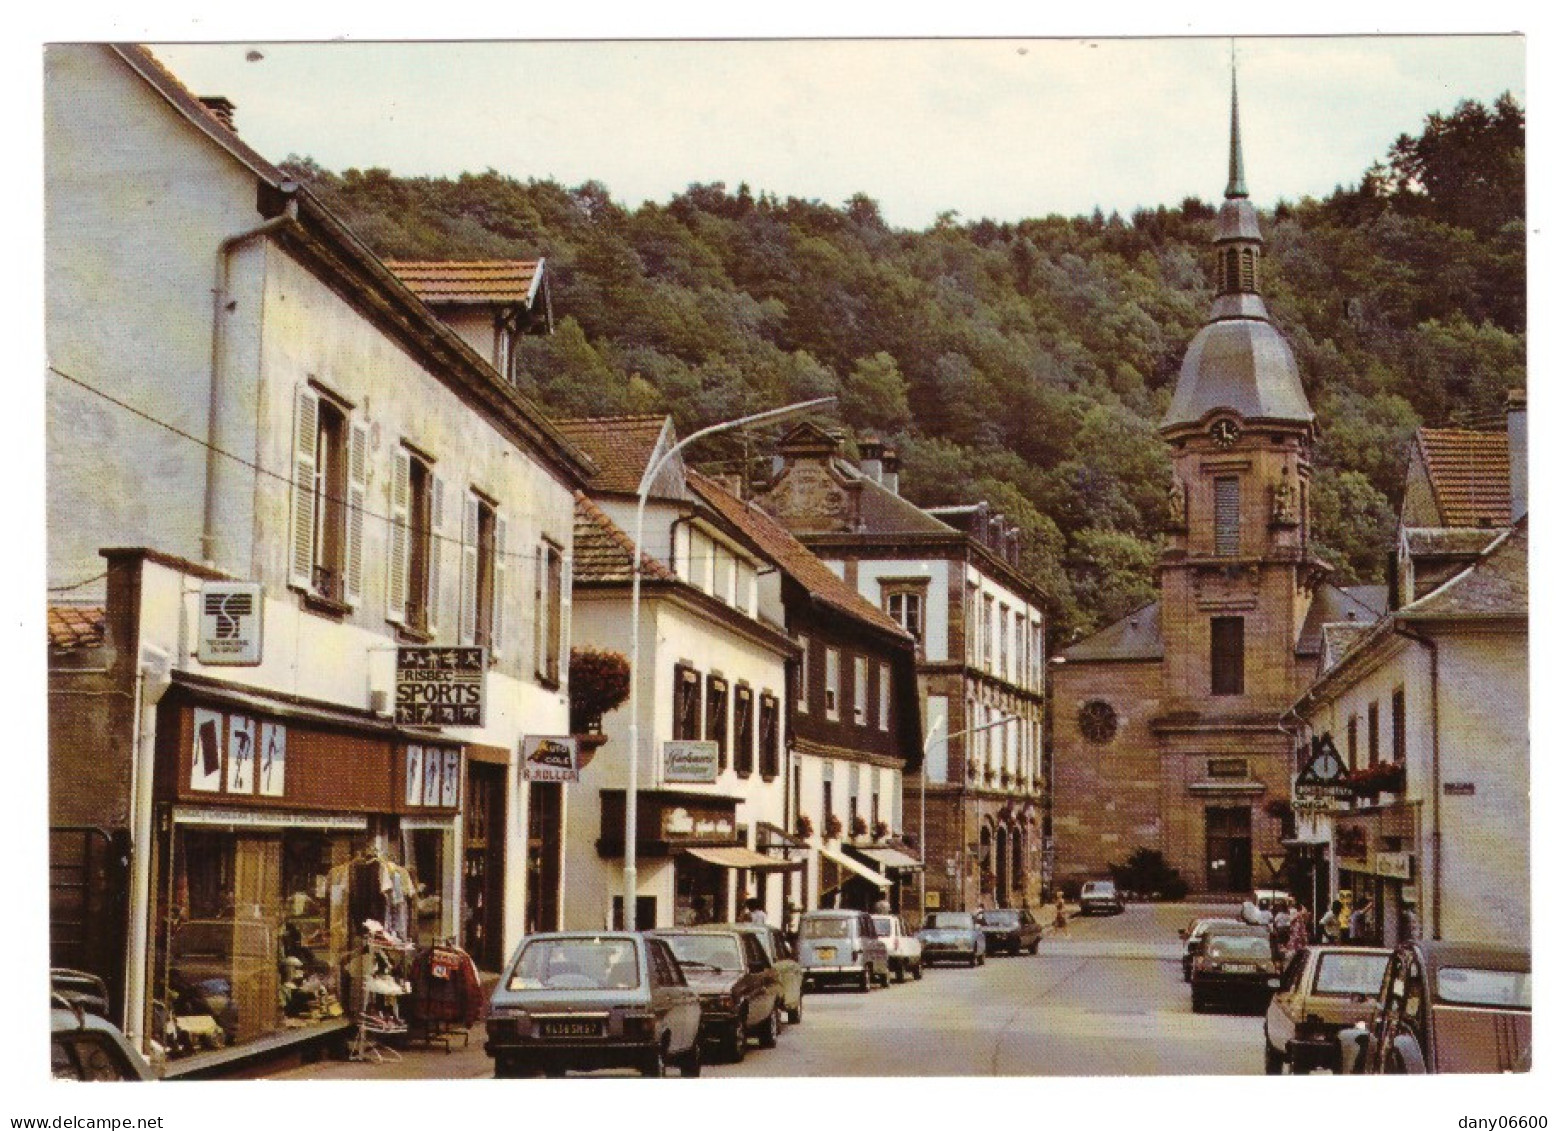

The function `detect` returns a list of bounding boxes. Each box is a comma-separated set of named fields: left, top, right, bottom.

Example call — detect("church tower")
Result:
left=1158, top=68, right=1325, bottom=711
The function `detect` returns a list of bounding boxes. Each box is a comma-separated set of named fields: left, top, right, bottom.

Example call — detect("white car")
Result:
left=871, top=914, right=924, bottom=982
left=1079, top=880, right=1125, bottom=915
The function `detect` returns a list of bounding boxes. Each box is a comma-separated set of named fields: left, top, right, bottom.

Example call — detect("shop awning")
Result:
left=851, top=845, right=924, bottom=872
left=683, top=845, right=803, bottom=872
left=817, top=844, right=892, bottom=889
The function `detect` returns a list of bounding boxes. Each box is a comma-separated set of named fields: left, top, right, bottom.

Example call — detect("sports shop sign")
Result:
left=396, top=646, right=487, bottom=727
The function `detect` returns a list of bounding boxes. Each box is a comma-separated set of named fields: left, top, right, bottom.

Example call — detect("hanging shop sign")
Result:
left=196, top=581, right=265, bottom=666
left=662, top=740, right=720, bottom=784
left=395, top=646, right=487, bottom=727
left=1295, top=733, right=1352, bottom=801
left=520, top=735, right=580, bottom=783
left=1374, top=851, right=1414, bottom=880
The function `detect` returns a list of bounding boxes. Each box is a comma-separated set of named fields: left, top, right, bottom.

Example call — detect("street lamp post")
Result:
left=919, top=713, right=1020, bottom=921
left=623, top=396, right=835, bottom=931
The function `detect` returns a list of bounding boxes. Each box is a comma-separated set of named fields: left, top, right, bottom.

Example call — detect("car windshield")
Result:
left=871, top=917, right=895, bottom=936
left=1436, top=966, right=1532, bottom=1008
left=1205, top=936, right=1271, bottom=962
left=925, top=913, right=974, bottom=930
left=981, top=911, right=1021, bottom=926
left=801, top=917, right=853, bottom=939
left=1313, top=953, right=1390, bottom=996
left=659, top=933, right=745, bottom=973
left=1082, top=882, right=1115, bottom=896
left=507, top=937, right=640, bottom=990
left=1190, top=920, right=1236, bottom=940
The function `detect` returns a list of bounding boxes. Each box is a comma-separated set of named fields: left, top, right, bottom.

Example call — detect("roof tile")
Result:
left=554, top=416, right=679, bottom=496
left=1417, top=428, right=1511, bottom=528
left=382, top=260, right=542, bottom=305
left=572, top=492, right=678, bottom=585
left=48, top=605, right=106, bottom=652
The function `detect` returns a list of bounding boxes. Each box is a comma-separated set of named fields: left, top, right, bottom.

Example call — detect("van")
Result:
left=796, top=910, right=890, bottom=993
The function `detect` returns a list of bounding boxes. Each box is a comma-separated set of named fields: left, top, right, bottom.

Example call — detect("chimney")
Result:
left=1507, top=387, right=1527, bottom=521
left=858, top=435, right=885, bottom=483
left=200, top=96, right=237, bottom=132
left=882, top=447, right=900, bottom=495
left=990, top=514, right=1006, bottom=553
left=975, top=501, right=989, bottom=541
left=1006, top=527, right=1021, bottom=566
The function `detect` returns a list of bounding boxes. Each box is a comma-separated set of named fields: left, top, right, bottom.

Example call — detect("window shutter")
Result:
left=460, top=494, right=479, bottom=646
left=427, top=472, right=445, bottom=636
left=386, top=446, right=411, bottom=624
left=1214, top=476, right=1241, bottom=556
left=288, top=385, right=319, bottom=590
left=559, top=551, right=573, bottom=679
left=492, top=513, right=509, bottom=658
left=533, top=545, right=546, bottom=679
left=344, top=418, right=369, bottom=605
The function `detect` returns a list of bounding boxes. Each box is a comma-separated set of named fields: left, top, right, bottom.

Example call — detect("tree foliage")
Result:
left=277, top=94, right=1524, bottom=641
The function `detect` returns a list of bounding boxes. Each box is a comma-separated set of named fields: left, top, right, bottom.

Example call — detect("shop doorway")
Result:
left=1204, top=806, right=1252, bottom=892
left=463, top=763, right=507, bottom=971
left=525, top=781, right=563, bottom=933
left=674, top=853, right=727, bottom=925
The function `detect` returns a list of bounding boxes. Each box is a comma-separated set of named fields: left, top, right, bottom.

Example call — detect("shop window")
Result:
left=673, top=665, right=702, bottom=741
left=733, top=684, right=754, bottom=777
left=1392, top=687, right=1406, bottom=763
left=534, top=540, right=567, bottom=685
left=289, top=384, right=367, bottom=606
left=707, top=677, right=730, bottom=770
left=1210, top=616, right=1244, bottom=696
left=759, top=692, right=780, bottom=780
left=388, top=445, right=444, bottom=635
left=853, top=656, right=869, bottom=726
left=461, top=494, right=507, bottom=656
left=795, top=635, right=810, bottom=714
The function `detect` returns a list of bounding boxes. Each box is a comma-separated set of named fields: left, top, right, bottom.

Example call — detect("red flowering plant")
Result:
left=872, top=820, right=890, bottom=840
left=824, top=813, right=844, bottom=840
left=568, top=647, right=631, bottom=734
left=850, top=814, right=869, bottom=838
left=1347, top=761, right=1406, bottom=799
left=795, top=814, right=815, bottom=839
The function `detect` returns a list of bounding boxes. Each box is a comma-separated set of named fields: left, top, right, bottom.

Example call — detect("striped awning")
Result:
left=852, top=845, right=924, bottom=872
left=683, top=845, right=803, bottom=872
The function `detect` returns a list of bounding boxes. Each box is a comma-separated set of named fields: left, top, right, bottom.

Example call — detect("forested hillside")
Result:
left=282, top=94, right=1524, bottom=641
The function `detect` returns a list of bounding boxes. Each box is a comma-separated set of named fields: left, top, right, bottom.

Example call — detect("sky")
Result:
left=147, top=36, right=1526, bottom=230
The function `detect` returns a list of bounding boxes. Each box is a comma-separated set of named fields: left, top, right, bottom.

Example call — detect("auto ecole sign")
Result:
left=521, top=736, right=579, bottom=783
left=395, top=646, right=486, bottom=727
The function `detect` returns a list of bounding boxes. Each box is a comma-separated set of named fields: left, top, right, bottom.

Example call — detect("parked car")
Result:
left=1340, top=941, right=1531, bottom=1074
left=484, top=931, right=703, bottom=1077
left=1190, top=929, right=1281, bottom=1013
left=975, top=908, right=1042, bottom=955
left=871, top=914, right=924, bottom=981
left=1079, top=880, right=1125, bottom=915
left=797, top=909, right=890, bottom=992
left=51, top=997, right=155, bottom=1081
left=917, top=911, right=986, bottom=967
left=725, top=922, right=804, bottom=1023
left=1262, top=945, right=1391, bottom=1073
left=652, top=927, right=783, bottom=1063
left=1178, top=918, right=1246, bottom=982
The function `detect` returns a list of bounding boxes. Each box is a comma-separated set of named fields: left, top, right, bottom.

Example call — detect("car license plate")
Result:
left=1222, top=963, right=1257, bottom=974
left=538, top=1018, right=603, bottom=1038
left=817, top=947, right=836, bottom=961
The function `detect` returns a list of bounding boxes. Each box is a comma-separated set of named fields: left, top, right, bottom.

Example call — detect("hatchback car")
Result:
left=917, top=911, right=986, bottom=967
left=1178, top=917, right=1246, bottom=982
left=1190, top=930, right=1281, bottom=1013
left=975, top=908, right=1042, bottom=955
left=1263, top=945, right=1391, bottom=1074
left=797, top=910, right=890, bottom=991
left=1341, top=941, right=1531, bottom=1074
left=652, top=927, right=783, bottom=1063
left=1079, top=880, right=1125, bottom=915
left=725, top=922, right=805, bottom=1023
left=484, top=932, right=702, bottom=1077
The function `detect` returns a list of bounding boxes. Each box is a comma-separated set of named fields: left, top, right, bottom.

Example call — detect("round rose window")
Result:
left=1078, top=700, right=1118, bottom=745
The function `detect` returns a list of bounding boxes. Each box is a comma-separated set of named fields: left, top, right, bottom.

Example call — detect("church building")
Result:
left=1050, top=77, right=1385, bottom=897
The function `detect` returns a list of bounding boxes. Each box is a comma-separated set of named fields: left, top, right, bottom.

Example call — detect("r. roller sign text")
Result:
left=396, top=646, right=487, bottom=727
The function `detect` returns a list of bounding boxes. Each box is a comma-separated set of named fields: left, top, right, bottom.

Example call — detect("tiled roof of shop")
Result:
left=382, top=260, right=543, bottom=305
left=1416, top=428, right=1511, bottom=528
left=48, top=605, right=106, bottom=651
left=554, top=416, right=681, bottom=496
left=1402, top=517, right=1526, bottom=621
left=1061, top=601, right=1164, bottom=662
left=572, top=492, right=678, bottom=585
left=687, top=470, right=910, bottom=641
left=1295, top=584, right=1388, bottom=657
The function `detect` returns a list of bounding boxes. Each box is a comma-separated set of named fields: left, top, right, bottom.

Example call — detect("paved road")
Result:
left=268, top=900, right=1267, bottom=1079
left=723, top=899, right=1266, bottom=1077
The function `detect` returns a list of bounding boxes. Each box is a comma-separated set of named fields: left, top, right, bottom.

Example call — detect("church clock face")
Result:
left=1078, top=700, right=1119, bottom=745
left=1210, top=418, right=1242, bottom=448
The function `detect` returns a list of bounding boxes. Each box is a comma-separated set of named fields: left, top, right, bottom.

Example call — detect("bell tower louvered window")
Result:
left=1214, top=476, right=1241, bottom=556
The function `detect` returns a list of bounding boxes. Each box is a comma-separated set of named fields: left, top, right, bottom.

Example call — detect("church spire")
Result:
left=1226, top=62, right=1248, bottom=199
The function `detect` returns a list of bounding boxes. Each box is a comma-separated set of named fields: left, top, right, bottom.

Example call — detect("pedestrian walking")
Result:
left=1347, top=898, right=1374, bottom=945
left=1285, top=903, right=1311, bottom=961
left=1319, top=900, right=1343, bottom=944
left=744, top=897, right=767, bottom=925
left=1051, top=892, right=1068, bottom=932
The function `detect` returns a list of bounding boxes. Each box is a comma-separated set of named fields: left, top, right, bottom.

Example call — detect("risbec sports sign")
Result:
left=395, top=647, right=486, bottom=727
left=521, top=736, right=580, bottom=783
